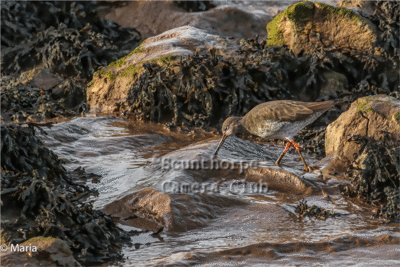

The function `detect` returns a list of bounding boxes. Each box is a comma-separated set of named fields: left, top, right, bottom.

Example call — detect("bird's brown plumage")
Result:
left=240, top=100, right=334, bottom=134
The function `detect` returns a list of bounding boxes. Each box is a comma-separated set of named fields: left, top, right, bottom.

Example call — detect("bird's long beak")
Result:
left=214, top=134, right=227, bottom=156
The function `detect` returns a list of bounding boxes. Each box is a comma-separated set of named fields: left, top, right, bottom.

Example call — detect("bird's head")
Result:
left=214, top=117, right=242, bottom=156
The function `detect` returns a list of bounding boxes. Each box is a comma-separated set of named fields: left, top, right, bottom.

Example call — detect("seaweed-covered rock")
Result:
left=1, top=124, right=130, bottom=264
left=1, top=1, right=141, bottom=80
left=340, top=133, right=399, bottom=221
left=318, top=70, right=349, bottom=100
left=0, top=237, right=80, bottom=267
left=1, top=68, right=86, bottom=122
left=87, top=26, right=241, bottom=116
left=266, top=1, right=377, bottom=54
left=103, top=188, right=246, bottom=232
left=88, top=22, right=399, bottom=128
left=325, top=95, right=400, bottom=164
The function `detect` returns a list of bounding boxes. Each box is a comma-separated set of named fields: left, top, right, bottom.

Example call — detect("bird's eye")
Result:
left=224, top=126, right=228, bottom=131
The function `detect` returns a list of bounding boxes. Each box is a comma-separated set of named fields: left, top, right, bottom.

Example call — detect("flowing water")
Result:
left=37, top=116, right=400, bottom=266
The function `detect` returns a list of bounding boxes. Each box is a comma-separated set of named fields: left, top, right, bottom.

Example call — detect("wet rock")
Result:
left=246, top=167, right=313, bottom=195
left=266, top=1, right=377, bottom=54
left=104, top=1, right=273, bottom=40
left=0, top=237, right=80, bottom=267
left=25, top=68, right=63, bottom=92
left=181, top=234, right=400, bottom=266
left=1, top=124, right=130, bottom=264
left=103, top=188, right=246, bottom=232
left=325, top=95, right=400, bottom=164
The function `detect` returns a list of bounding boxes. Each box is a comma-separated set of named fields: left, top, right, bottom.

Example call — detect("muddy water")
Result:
left=37, top=116, right=400, bottom=266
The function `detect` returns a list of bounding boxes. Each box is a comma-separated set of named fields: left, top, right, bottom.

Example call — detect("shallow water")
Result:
left=37, top=116, right=400, bottom=266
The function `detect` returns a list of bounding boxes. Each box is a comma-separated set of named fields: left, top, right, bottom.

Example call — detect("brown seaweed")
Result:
left=0, top=124, right=132, bottom=264
left=1, top=1, right=141, bottom=79
left=295, top=199, right=337, bottom=220
left=340, top=133, right=400, bottom=221
left=174, top=1, right=215, bottom=12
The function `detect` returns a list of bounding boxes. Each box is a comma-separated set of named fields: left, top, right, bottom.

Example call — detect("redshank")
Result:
left=214, top=100, right=334, bottom=172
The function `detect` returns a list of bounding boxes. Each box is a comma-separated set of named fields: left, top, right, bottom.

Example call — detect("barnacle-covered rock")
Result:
left=266, top=1, right=378, bottom=54
left=103, top=188, right=246, bottom=232
left=0, top=237, right=80, bottom=267
left=325, top=95, right=400, bottom=163
left=1, top=124, right=131, bottom=264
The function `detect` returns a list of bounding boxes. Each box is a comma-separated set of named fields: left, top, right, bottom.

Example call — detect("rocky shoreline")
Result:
left=1, top=0, right=399, bottom=266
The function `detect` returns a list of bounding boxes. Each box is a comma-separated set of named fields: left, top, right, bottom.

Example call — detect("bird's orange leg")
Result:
left=290, top=141, right=312, bottom=172
left=275, top=141, right=293, bottom=165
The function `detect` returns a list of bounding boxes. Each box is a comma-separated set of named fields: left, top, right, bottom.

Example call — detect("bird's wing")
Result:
left=242, top=101, right=315, bottom=124
left=240, top=100, right=334, bottom=134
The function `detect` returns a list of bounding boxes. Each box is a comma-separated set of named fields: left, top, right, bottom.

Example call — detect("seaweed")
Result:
left=174, top=1, right=215, bottom=12
left=0, top=70, right=87, bottom=122
left=295, top=128, right=327, bottom=159
left=1, top=1, right=141, bottom=80
left=0, top=124, right=131, bottom=264
left=295, top=199, right=337, bottom=220
left=125, top=46, right=294, bottom=128
left=340, top=133, right=400, bottom=221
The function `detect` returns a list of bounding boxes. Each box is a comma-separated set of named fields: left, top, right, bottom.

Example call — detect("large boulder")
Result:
left=87, top=26, right=239, bottom=113
left=104, top=1, right=274, bottom=40
left=266, top=1, right=378, bottom=54
left=103, top=188, right=246, bottom=232
left=325, top=95, right=400, bottom=164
